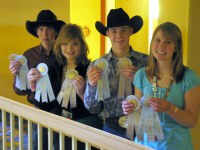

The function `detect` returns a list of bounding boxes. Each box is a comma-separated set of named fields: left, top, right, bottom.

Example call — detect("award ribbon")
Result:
left=9, top=54, right=30, bottom=90
left=125, top=95, right=141, bottom=140
left=94, top=58, right=110, bottom=101
left=57, top=69, right=78, bottom=109
left=137, top=96, right=164, bottom=142
left=117, top=57, right=132, bottom=98
left=35, top=63, right=55, bottom=103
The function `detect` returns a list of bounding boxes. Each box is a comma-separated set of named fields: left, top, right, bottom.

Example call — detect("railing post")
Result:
left=38, top=123, right=42, bottom=150
left=59, top=132, right=65, bottom=150
left=19, top=116, right=24, bottom=150
left=28, top=120, right=32, bottom=150
left=48, top=128, right=53, bottom=150
left=2, top=110, right=7, bottom=150
left=72, top=136, right=77, bottom=150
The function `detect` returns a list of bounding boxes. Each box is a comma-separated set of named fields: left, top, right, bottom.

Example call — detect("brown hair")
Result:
left=147, top=22, right=186, bottom=82
left=54, top=23, right=90, bottom=65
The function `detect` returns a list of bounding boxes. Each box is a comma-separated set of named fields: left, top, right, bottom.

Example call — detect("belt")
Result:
left=105, top=116, right=127, bottom=128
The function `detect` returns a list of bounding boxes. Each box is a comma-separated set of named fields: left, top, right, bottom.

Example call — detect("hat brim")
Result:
left=26, top=20, right=65, bottom=38
left=95, top=15, right=143, bottom=36
left=95, top=21, right=107, bottom=36
left=128, top=15, right=143, bottom=34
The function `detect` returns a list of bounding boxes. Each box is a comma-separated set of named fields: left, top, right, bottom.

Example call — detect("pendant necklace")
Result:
left=152, top=76, right=174, bottom=98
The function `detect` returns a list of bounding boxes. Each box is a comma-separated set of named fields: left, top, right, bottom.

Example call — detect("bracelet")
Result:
left=164, top=101, right=171, bottom=112
left=171, top=107, right=178, bottom=117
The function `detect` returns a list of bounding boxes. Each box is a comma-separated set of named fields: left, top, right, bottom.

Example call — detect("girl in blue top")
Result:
left=122, top=22, right=200, bottom=150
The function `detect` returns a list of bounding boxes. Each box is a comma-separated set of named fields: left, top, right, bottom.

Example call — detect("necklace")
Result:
left=152, top=76, right=174, bottom=98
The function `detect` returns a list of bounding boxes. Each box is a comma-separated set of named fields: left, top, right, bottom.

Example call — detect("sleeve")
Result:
left=12, top=51, right=30, bottom=96
left=133, top=68, right=145, bottom=91
left=12, top=76, right=29, bottom=96
left=183, top=68, right=200, bottom=92
left=83, top=62, right=103, bottom=114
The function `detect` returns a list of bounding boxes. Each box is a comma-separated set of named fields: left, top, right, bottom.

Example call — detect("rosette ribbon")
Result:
left=94, top=58, right=110, bottom=101
left=117, top=57, right=132, bottom=98
left=35, top=63, right=55, bottom=103
left=137, top=96, right=164, bottom=142
left=9, top=54, right=30, bottom=90
left=125, top=95, right=141, bottom=140
left=57, top=69, right=78, bottom=109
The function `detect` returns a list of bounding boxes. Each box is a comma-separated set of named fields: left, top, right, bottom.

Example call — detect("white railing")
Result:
left=0, top=96, right=153, bottom=150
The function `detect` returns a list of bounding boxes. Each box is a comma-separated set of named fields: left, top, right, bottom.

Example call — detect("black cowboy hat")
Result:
left=26, top=10, right=65, bottom=38
left=95, top=8, right=143, bottom=36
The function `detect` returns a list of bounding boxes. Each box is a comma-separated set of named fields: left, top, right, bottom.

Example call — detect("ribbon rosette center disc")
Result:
left=37, top=63, right=48, bottom=76
left=15, top=55, right=27, bottom=66
left=66, top=69, right=78, bottom=79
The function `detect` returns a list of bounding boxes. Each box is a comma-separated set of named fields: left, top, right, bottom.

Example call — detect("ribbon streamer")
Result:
left=57, top=69, right=78, bottom=109
left=125, top=95, right=141, bottom=140
left=137, top=95, right=164, bottom=142
left=94, top=58, right=110, bottom=101
left=35, top=63, right=55, bottom=103
left=117, top=57, right=132, bottom=98
left=9, top=54, right=30, bottom=90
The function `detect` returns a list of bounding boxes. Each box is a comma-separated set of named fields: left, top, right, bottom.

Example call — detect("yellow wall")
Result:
left=188, top=1, right=200, bottom=150
left=70, top=0, right=101, bottom=61
left=188, top=0, right=200, bottom=76
left=159, top=0, right=189, bottom=66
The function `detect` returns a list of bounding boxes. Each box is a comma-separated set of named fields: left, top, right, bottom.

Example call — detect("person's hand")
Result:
left=122, top=100, right=134, bottom=115
left=9, top=61, right=21, bottom=75
left=148, top=97, right=170, bottom=112
left=27, top=68, right=42, bottom=91
left=87, top=66, right=103, bottom=86
left=119, top=65, right=138, bottom=81
left=72, top=75, right=85, bottom=100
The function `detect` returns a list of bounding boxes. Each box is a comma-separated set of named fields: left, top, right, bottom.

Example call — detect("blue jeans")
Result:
left=103, top=117, right=128, bottom=139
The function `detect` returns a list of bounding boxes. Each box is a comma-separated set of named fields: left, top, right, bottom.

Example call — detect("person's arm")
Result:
left=9, top=60, right=28, bottom=95
left=12, top=77, right=29, bottom=95
left=150, top=69, right=200, bottom=128
left=165, top=86, right=200, bottom=128
left=122, top=86, right=143, bottom=115
left=84, top=82, right=103, bottom=114
left=84, top=65, right=103, bottom=114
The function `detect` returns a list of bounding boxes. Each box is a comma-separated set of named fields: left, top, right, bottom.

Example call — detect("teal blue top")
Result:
left=134, top=67, right=200, bottom=150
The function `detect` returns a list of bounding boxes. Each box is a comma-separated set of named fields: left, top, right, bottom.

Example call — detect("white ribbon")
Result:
left=35, top=63, right=55, bottom=103
left=94, top=58, right=110, bottom=101
left=9, top=54, right=30, bottom=90
left=126, top=95, right=141, bottom=140
left=57, top=69, right=78, bottom=109
left=137, top=95, right=164, bottom=142
left=117, top=57, right=132, bottom=98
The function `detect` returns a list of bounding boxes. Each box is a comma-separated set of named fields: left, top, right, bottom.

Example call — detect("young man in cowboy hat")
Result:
left=9, top=9, right=65, bottom=149
left=84, top=8, right=148, bottom=139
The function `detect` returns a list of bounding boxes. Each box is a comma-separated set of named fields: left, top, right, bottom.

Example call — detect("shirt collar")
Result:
left=106, top=46, right=135, bottom=61
left=39, top=44, right=54, bottom=56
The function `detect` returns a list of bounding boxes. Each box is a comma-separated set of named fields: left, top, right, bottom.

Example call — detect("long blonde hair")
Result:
left=54, top=23, right=90, bottom=65
left=147, top=22, right=186, bottom=82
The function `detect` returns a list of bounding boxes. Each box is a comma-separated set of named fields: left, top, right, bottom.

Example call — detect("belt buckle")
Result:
left=62, top=110, right=72, bottom=119
left=118, top=116, right=128, bottom=128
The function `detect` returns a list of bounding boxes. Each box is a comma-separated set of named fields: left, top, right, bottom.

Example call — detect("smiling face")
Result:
left=106, top=25, right=132, bottom=52
left=61, top=38, right=81, bottom=62
left=151, top=29, right=175, bottom=63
